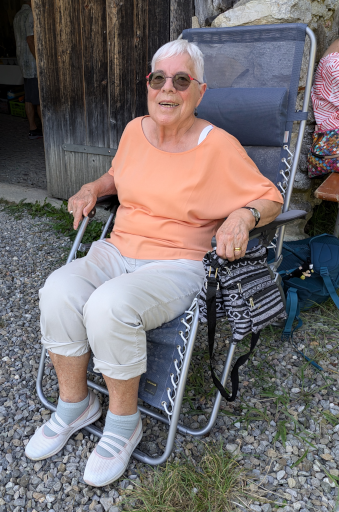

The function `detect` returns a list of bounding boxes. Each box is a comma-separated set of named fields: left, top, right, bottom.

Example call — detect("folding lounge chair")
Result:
left=36, top=23, right=316, bottom=466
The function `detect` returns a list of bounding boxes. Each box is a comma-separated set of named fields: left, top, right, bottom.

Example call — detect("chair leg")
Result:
left=99, top=209, right=116, bottom=240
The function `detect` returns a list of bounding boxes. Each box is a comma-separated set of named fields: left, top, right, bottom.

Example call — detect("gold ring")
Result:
left=234, top=247, right=242, bottom=251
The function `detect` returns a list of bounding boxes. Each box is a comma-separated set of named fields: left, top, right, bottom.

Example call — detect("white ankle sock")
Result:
left=44, top=393, right=90, bottom=437
left=96, top=410, right=140, bottom=458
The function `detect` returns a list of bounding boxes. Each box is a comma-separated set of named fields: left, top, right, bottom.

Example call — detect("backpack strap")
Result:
left=320, top=267, right=339, bottom=309
left=206, top=274, right=260, bottom=402
left=282, top=288, right=302, bottom=340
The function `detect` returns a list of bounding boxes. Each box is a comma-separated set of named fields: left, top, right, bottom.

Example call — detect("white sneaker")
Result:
left=83, top=416, right=143, bottom=487
left=25, top=391, right=102, bottom=461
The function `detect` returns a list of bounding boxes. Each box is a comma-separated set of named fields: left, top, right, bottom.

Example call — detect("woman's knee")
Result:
left=39, top=266, right=72, bottom=314
left=39, top=263, right=94, bottom=347
left=84, top=283, right=141, bottom=338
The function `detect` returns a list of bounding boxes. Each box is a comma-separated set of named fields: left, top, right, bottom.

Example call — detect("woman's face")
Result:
left=147, top=53, right=206, bottom=127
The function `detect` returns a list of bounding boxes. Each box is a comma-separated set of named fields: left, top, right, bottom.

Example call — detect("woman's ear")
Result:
left=195, top=83, right=207, bottom=108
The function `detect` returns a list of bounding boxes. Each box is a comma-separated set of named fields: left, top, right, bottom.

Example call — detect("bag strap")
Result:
left=206, top=275, right=260, bottom=402
left=320, top=267, right=339, bottom=309
left=282, top=287, right=302, bottom=340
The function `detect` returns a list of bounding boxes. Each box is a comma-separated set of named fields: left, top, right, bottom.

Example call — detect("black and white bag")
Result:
left=198, top=245, right=286, bottom=401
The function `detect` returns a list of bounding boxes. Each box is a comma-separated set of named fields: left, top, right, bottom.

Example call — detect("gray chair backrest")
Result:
left=182, top=24, right=309, bottom=197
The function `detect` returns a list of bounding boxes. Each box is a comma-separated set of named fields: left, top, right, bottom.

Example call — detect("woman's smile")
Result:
left=158, top=101, right=180, bottom=108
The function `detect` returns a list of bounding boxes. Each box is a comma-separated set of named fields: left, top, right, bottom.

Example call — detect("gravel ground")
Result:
left=0, top=113, right=46, bottom=189
left=0, top=206, right=339, bottom=512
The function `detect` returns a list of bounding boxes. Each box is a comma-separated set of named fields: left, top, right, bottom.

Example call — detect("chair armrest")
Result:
left=248, top=210, right=307, bottom=240
left=95, top=195, right=120, bottom=209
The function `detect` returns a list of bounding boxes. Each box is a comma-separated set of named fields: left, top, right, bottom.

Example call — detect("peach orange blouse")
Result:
left=108, top=117, right=283, bottom=260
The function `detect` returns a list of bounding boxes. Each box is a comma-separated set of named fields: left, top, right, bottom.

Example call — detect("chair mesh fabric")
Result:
left=139, top=315, right=188, bottom=412
left=196, top=88, right=288, bottom=146
left=184, top=23, right=306, bottom=188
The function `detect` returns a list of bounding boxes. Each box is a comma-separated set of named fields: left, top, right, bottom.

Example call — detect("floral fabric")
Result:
left=307, top=128, right=339, bottom=178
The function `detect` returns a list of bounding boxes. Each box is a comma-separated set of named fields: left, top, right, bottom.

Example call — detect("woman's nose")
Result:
left=161, top=76, right=176, bottom=93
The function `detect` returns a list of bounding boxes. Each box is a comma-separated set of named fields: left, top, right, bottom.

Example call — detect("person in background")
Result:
left=13, top=0, right=42, bottom=140
left=308, top=39, right=339, bottom=178
left=311, top=38, right=339, bottom=132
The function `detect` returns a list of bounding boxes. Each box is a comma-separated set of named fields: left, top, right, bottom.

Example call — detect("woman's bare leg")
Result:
left=103, top=375, right=140, bottom=415
left=49, top=351, right=90, bottom=403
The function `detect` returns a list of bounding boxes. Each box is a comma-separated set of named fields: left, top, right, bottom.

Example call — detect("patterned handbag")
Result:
left=198, top=245, right=286, bottom=401
left=307, top=127, right=339, bottom=178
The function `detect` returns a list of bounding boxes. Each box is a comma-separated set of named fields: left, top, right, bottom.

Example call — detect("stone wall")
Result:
left=193, top=0, right=339, bottom=239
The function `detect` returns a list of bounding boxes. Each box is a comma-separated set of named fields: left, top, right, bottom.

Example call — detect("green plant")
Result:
left=0, top=198, right=104, bottom=246
left=123, top=442, right=249, bottom=512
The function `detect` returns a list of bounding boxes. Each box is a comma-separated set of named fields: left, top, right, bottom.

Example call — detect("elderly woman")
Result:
left=25, top=39, right=283, bottom=486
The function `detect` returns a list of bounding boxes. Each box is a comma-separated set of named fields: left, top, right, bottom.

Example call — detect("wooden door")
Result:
left=32, top=0, right=192, bottom=199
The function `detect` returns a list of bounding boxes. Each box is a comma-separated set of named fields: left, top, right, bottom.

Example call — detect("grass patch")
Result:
left=124, top=443, right=249, bottom=512
left=305, top=199, right=338, bottom=237
left=0, top=198, right=104, bottom=245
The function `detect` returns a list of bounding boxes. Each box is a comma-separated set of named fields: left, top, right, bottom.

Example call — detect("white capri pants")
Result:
left=40, top=241, right=205, bottom=380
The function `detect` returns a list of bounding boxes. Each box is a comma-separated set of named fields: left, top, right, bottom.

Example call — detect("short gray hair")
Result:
left=151, top=40, right=204, bottom=83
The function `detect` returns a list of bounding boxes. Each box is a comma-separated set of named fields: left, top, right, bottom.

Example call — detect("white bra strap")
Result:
left=198, top=125, right=213, bottom=145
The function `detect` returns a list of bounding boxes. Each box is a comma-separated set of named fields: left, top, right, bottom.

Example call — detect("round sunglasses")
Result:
left=146, top=71, right=201, bottom=91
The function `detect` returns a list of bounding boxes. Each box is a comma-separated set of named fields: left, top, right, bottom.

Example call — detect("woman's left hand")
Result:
left=215, top=210, right=255, bottom=261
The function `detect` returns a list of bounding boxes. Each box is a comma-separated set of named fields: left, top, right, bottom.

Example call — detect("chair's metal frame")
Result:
left=36, top=27, right=316, bottom=466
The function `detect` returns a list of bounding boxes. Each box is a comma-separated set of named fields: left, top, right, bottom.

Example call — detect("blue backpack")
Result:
left=268, top=234, right=339, bottom=339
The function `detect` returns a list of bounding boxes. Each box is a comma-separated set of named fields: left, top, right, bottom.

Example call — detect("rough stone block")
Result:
left=212, top=0, right=312, bottom=27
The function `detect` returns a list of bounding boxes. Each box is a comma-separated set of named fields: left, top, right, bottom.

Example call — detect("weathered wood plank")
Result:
left=170, top=0, right=193, bottom=40
left=80, top=0, right=109, bottom=148
left=87, top=154, right=113, bottom=183
left=148, top=0, right=170, bottom=71
left=107, top=0, right=135, bottom=149
left=135, top=0, right=149, bottom=119
left=32, top=0, right=65, bottom=198
left=32, top=0, right=86, bottom=199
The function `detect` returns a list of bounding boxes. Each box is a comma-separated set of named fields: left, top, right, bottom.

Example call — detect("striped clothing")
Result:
left=311, top=52, right=339, bottom=132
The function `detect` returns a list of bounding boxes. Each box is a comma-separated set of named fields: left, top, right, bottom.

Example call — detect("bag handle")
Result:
left=206, top=274, right=260, bottom=402
left=320, top=267, right=339, bottom=309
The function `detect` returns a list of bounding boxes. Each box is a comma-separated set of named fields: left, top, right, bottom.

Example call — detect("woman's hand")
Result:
left=216, top=209, right=255, bottom=261
left=68, top=172, right=117, bottom=230
left=68, top=184, right=98, bottom=230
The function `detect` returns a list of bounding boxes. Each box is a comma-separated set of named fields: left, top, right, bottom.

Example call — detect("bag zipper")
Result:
left=248, top=284, right=277, bottom=309
left=237, top=270, right=270, bottom=287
